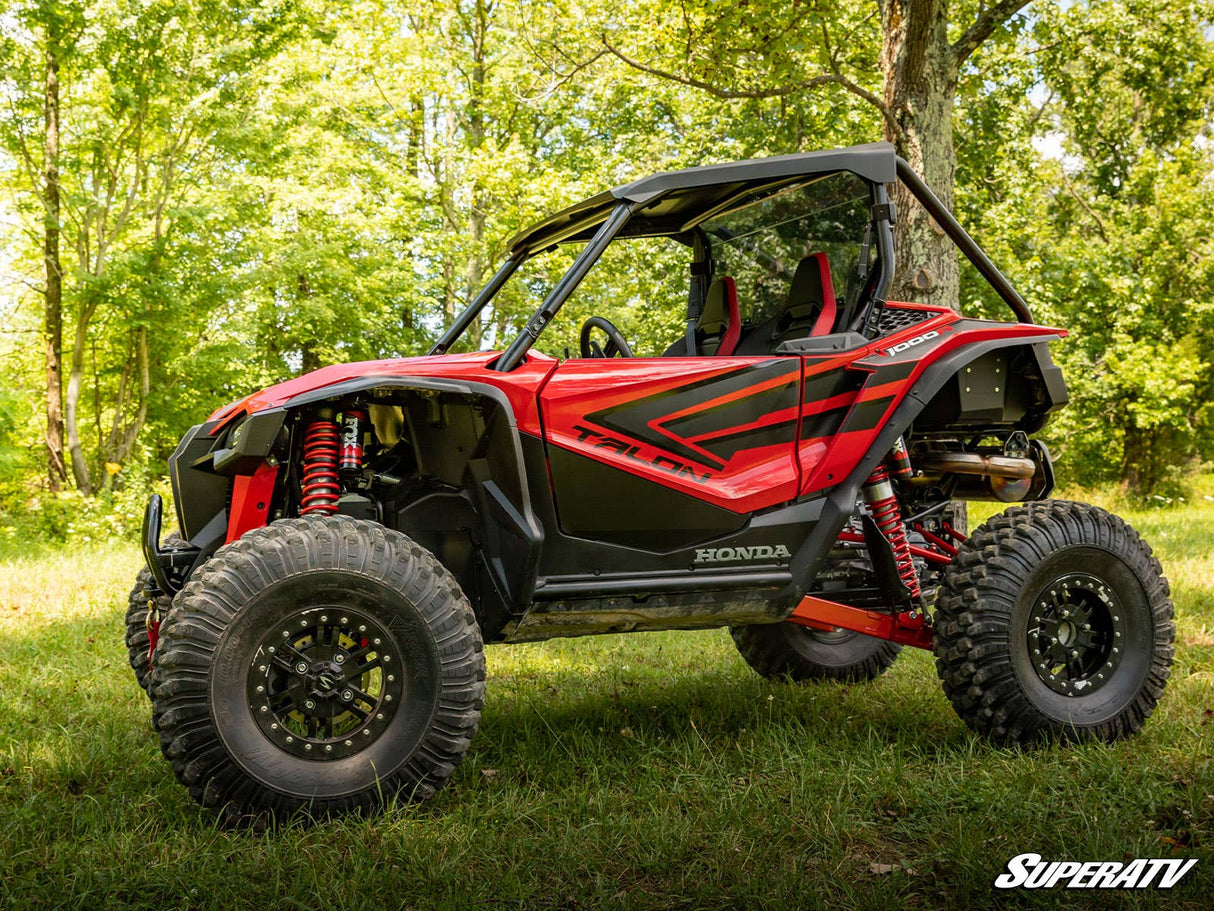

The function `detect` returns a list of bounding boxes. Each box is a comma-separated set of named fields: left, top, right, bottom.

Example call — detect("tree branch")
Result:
left=953, top=0, right=1033, bottom=66
left=602, top=38, right=902, bottom=141
left=1058, top=168, right=1109, bottom=244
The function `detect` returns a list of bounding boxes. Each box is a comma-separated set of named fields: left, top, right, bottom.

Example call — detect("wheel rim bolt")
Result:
left=341, top=690, right=353, bottom=702
left=305, top=700, right=316, bottom=710
left=341, top=617, right=349, bottom=625
left=321, top=616, right=328, bottom=623
left=335, top=654, right=345, bottom=664
left=325, top=745, right=333, bottom=753
left=296, top=662, right=308, bottom=674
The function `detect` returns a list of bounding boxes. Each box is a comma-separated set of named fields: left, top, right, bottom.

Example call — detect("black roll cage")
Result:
left=428, top=151, right=1034, bottom=371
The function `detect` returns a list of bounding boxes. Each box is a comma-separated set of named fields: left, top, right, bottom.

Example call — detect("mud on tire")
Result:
left=730, top=623, right=901, bottom=684
left=933, top=500, right=1174, bottom=745
left=151, top=516, right=485, bottom=825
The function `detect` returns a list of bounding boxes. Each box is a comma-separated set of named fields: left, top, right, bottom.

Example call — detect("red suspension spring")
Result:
left=301, top=419, right=341, bottom=515
left=862, top=464, right=921, bottom=599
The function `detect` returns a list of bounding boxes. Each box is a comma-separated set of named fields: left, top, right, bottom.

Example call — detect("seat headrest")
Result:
left=697, top=276, right=740, bottom=356
left=778, top=253, right=837, bottom=337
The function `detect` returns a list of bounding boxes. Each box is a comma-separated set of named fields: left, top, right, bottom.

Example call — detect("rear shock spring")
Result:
left=862, top=464, right=921, bottom=599
left=300, top=419, right=341, bottom=515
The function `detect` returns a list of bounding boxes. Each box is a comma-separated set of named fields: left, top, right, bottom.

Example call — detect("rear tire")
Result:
left=933, top=501, right=1173, bottom=745
left=151, top=516, right=485, bottom=825
left=730, top=623, right=901, bottom=683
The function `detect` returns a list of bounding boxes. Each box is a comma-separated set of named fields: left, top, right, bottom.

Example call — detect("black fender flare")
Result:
left=784, top=335, right=1066, bottom=602
left=238, top=376, right=545, bottom=615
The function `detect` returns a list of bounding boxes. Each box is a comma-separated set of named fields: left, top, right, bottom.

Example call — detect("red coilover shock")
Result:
left=301, top=418, right=341, bottom=515
left=861, top=460, right=921, bottom=599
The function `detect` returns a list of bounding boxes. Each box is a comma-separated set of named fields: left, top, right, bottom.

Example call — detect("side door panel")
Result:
left=540, top=358, right=803, bottom=545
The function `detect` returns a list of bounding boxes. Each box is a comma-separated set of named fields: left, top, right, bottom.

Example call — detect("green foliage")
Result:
left=1, top=0, right=1213, bottom=525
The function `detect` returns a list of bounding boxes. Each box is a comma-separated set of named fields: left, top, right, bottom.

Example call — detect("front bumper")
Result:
left=141, top=494, right=201, bottom=596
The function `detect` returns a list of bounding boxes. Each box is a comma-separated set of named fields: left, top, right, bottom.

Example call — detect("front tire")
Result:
left=151, top=516, right=485, bottom=825
left=933, top=501, right=1173, bottom=744
left=730, top=623, right=901, bottom=683
left=125, top=533, right=183, bottom=698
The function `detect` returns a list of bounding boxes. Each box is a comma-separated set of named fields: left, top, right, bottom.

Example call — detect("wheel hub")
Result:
left=1026, top=572, right=1124, bottom=696
left=247, top=608, right=404, bottom=759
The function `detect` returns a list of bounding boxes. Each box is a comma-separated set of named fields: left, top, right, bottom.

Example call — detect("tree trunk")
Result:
left=64, top=299, right=96, bottom=495
left=465, top=0, right=488, bottom=349
left=879, top=0, right=960, bottom=311
left=42, top=25, right=65, bottom=492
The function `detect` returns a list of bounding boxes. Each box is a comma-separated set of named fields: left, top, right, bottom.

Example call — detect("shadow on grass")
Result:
left=0, top=612, right=971, bottom=808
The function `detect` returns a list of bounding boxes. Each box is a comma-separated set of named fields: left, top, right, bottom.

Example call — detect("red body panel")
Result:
left=227, top=461, right=279, bottom=543
left=209, top=351, right=560, bottom=437
left=540, top=357, right=804, bottom=513
left=212, top=308, right=1064, bottom=531
left=796, top=309, right=1065, bottom=497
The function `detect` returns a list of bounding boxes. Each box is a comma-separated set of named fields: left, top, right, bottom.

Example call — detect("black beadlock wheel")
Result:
left=933, top=500, right=1174, bottom=745
left=151, top=516, right=485, bottom=825
left=124, top=533, right=183, bottom=698
left=730, top=622, right=902, bottom=683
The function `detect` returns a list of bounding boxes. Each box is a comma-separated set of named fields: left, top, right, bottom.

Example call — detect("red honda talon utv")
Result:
left=130, top=142, right=1173, bottom=824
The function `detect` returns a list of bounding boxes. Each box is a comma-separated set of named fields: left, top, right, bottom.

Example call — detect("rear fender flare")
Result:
left=786, top=336, right=1065, bottom=600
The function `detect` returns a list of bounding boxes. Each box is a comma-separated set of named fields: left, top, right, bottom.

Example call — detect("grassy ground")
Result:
left=1, top=495, right=1211, bottom=910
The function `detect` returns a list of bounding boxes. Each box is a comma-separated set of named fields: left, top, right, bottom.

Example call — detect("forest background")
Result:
left=2, top=0, right=1213, bottom=544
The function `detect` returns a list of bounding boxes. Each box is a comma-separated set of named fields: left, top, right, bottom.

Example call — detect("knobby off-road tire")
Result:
left=125, top=533, right=183, bottom=697
left=730, top=623, right=902, bottom=684
left=934, top=501, right=1173, bottom=745
left=151, top=516, right=485, bottom=825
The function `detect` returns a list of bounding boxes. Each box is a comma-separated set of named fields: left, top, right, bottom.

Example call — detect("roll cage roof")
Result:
left=508, top=142, right=897, bottom=254
left=430, top=142, right=1033, bottom=370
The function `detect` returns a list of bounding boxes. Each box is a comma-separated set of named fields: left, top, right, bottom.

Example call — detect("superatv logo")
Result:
left=995, top=854, right=1198, bottom=890
left=694, top=545, right=791, bottom=564
left=885, top=329, right=939, bottom=357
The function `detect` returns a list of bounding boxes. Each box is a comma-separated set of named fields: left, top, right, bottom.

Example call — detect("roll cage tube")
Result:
left=428, top=255, right=522, bottom=356
left=846, top=181, right=896, bottom=337
left=895, top=157, right=1034, bottom=324
left=494, top=202, right=637, bottom=372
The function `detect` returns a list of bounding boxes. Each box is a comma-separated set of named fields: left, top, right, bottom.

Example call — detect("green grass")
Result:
left=1, top=497, right=1212, bottom=910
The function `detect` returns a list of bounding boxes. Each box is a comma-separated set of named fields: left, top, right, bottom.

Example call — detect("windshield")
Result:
left=702, top=172, right=875, bottom=329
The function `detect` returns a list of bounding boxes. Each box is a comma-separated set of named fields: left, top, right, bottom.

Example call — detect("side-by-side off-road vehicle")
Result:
left=129, top=142, right=1173, bottom=824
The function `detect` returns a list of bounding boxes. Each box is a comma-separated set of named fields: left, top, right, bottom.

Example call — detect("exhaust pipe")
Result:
left=916, top=452, right=1036, bottom=479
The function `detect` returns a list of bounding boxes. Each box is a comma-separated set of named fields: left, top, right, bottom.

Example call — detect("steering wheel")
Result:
left=579, top=316, right=634, bottom=358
